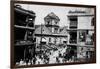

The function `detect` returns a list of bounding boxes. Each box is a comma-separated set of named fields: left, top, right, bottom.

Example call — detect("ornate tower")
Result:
left=44, top=12, right=60, bottom=34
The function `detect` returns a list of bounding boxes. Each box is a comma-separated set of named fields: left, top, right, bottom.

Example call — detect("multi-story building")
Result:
left=35, top=12, right=68, bottom=47
left=14, top=5, right=36, bottom=64
left=67, top=9, right=94, bottom=61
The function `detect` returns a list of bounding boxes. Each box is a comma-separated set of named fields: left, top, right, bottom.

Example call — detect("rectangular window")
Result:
left=69, top=16, right=78, bottom=29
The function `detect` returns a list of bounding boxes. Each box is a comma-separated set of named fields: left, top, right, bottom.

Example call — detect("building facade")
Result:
left=14, top=5, right=36, bottom=64
left=67, top=9, right=94, bottom=61
left=35, top=12, right=68, bottom=47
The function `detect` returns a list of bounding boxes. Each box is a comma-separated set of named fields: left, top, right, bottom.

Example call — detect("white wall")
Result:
left=78, top=16, right=94, bottom=29
left=0, top=0, right=100, bottom=69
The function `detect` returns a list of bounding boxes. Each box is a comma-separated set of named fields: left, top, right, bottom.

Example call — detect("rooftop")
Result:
left=44, top=12, right=60, bottom=21
left=14, top=5, right=35, bottom=17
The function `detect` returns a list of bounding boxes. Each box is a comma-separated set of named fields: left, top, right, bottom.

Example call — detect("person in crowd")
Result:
left=56, top=57, right=60, bottom=63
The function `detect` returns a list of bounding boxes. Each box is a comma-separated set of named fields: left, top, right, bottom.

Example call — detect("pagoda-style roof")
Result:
left=44, top=12, right=60, bottom=21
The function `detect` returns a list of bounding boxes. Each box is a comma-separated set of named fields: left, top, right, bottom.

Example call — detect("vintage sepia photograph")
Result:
left=11, top=1, right=96, bottom=68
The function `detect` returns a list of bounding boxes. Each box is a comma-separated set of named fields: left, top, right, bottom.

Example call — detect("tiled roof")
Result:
left=59, top=26, right=68, bottom=35
left=35, top=25, right=68, bottom=36
left=35, top=25, right=52, bottom=34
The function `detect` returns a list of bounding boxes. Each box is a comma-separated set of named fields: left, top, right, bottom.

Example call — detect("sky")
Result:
left=15, top=3, right=94, bottom=27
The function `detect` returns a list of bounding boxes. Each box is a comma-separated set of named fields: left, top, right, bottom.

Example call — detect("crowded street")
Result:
left=15, top=44, right=81, bottom=66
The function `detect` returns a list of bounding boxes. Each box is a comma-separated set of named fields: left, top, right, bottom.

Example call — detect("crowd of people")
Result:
left=15, top=44, right=82, bottom=66
left=35, top=45, right=78, bottom=65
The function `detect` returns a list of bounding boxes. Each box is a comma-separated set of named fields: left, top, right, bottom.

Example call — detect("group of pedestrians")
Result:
left=35, top=45, right=77, bottom=64
left=16, top=45, right=78, bottom=66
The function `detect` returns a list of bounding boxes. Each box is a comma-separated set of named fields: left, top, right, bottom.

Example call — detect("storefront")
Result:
left=77, top=46, right=94, bottom=62
left=14, top=41, right=35, bottom=63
